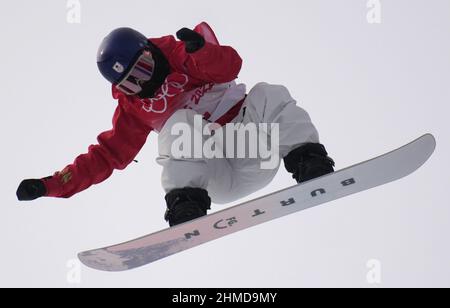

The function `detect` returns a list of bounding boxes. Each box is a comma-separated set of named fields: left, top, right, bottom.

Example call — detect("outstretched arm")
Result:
left=17, top=103, right=152, bottom=200
left=176, top=25, right=243, bottom=84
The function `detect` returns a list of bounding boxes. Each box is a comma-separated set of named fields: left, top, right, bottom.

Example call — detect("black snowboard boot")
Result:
left=164, top=188, right=211, bottom=227
left=284, top=143, right=335, bottom=183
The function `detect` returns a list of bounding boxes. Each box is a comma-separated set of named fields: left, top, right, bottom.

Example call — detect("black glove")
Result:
left=16, top=179, right=47, bottom=201
left=176, top=28, right=205, bottom=53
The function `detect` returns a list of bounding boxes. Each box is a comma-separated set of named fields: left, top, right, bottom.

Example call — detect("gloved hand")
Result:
left=16, top=179, right=48, bottom=201
left=176, top=28, right=205, bottom=53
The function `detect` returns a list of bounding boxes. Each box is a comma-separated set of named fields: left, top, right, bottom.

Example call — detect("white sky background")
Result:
left=0, top=0, right=449, bottom=287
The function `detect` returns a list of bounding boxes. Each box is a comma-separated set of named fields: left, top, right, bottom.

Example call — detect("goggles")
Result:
left=115, top=50, right=155, bottom=96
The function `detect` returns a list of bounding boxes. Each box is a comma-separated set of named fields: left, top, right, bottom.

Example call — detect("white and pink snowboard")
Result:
left=79, top=134, right=436, bottom=272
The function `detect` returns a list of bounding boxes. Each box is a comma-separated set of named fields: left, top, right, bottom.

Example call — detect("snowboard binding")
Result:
left=284, top=143, right=335, bottom=183
left=164, top=188, right=211, bottom=227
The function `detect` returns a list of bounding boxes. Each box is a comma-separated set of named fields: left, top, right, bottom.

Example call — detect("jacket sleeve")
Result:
left=182, top=41, right=243, bottom=84
left=43, top=104, right=152, bottom=198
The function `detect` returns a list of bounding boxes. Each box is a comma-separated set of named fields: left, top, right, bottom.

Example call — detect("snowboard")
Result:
left=78, top=134, right=436, bottom=272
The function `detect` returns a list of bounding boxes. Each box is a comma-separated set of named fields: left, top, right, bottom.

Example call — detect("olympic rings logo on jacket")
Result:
left=141, top=74, right=190, bottom=114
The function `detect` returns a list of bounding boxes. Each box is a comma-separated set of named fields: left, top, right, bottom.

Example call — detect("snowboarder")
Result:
left=16, top=22, right=335, bottom=227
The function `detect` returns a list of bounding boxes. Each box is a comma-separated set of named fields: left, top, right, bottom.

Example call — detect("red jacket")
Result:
left=44, top=22, right=243, bottom=198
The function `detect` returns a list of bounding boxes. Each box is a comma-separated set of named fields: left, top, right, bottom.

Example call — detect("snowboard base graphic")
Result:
left=79, top=134, right=436, bottom=272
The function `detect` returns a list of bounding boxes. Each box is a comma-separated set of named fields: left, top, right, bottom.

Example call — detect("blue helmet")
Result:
left=97, top=28, right=150, bottom=84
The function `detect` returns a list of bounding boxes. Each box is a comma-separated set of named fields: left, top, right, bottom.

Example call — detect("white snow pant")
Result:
left=157, top=82, right=320, bottom=204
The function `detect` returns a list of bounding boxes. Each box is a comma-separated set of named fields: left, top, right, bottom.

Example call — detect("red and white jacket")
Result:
left=44, top=22, right=245, bottom=198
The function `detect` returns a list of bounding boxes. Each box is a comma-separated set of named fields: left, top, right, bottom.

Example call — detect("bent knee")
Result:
left=164, top=109, right=198, bottom=128
left=249, top=82, right=290, bottom=99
